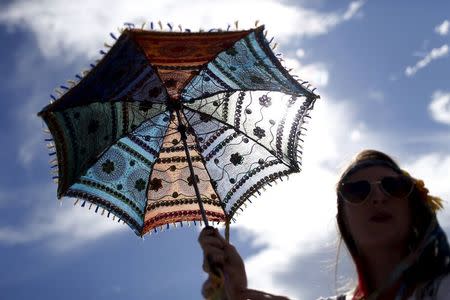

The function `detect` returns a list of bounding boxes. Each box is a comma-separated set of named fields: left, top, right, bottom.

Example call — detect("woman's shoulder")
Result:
left=413, top=272, right=450, bottom=299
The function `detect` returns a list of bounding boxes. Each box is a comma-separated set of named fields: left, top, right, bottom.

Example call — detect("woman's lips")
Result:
left=370, top=212, right=393, bottom=223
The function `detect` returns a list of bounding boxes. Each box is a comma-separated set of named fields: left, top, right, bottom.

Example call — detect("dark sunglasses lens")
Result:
left=381, top=176, right=413, bottom=198
left=341, top=181, right=371, bottom=203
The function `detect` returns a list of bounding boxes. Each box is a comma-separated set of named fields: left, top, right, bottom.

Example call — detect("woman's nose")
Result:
left=369, top=183, right=387, bottom=204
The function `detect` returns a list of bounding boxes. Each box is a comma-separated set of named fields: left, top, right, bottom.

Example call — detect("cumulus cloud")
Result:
left=429, top=90, right=450, bottom=125
left=405, top=153, right=450, bottom=227
left=405, top=44, right=449, bottom=77
left=284, top=56, right=329, bottom=88
left=368, top=89, right=385, bottom=103
left=0, top=0, right=365, bottom=61
left=435, top=20, right=450, bottom=36
left=0, top=183, right=125, bottom=251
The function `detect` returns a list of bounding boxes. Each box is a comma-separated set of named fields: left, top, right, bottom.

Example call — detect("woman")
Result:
left=198, top=149, right=450, bottom=299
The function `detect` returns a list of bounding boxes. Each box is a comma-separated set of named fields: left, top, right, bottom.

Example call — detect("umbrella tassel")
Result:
left=112, top=215, right=115, bottom=221
left=95, top=206, right=99, bottom=213
left=88, top=203, right=93, bottom=210
left=81, top=201, right=86, bottom=207
left=167, top=23, right=173, bottom=31
left=150, top=22, right=154, bottom=30
left=60, top=85, right=69, bottom=90
left=141, top=22, right=146, bottom=29
left=255, top=20, right=260, bottom=27
left=90, top=63, right=95, bottom=68
left=272, top=43, right=278, bottom=50
left=110, top=32, right=117, bottom=40
left=103, top=42, right=112, bottom=48
left=49, top=158, right=57, bottom=164
left=50, top=94, right=56, bottom=101
left=234, top=20, right=239, bottom=29
left=101, top=209, right=105, bottom=216
left=178, top=24, right=182, bottom=32
left=45, top=138, right=53, bottom=142
left=124, top=22, right=135, bottom=29
left=226, top=24, right=230, bottom=31
left=158, top=21, right=163, bottom=30
left=107, top=211, right=111, bottom=218
left=99, top=50, right=106, bottom=55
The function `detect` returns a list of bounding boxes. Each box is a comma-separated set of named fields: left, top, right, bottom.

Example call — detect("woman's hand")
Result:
left=198, top=227, right=248, bottom=299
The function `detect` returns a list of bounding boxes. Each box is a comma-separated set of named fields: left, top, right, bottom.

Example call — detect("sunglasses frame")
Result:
left=338, top=175, right=415, bottom=205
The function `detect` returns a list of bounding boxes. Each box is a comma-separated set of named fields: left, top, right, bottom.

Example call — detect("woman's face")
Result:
left=341, top=165, right=412, bottom=252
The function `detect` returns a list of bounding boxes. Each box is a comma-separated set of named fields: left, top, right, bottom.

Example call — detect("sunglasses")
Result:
left=338, top=175, right=414, bottom=204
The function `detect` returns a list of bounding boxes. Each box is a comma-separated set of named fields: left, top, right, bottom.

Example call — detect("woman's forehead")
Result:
left=346, top=165, right=398, bottom=181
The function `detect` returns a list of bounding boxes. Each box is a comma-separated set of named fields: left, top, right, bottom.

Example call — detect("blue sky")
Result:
left=0, top=1, right=449, bottom=299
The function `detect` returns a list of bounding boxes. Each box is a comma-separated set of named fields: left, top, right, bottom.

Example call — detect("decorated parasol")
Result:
left=38, top=21, right=319, bottom=239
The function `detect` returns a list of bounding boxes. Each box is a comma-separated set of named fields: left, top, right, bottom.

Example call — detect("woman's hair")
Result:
left=335, top=149, right=446, bottom=293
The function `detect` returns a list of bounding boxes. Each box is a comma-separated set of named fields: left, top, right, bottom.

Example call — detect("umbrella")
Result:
left=38, top=22, right=319, bottom=238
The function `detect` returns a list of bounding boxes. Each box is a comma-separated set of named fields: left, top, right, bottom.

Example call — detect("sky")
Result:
left=0, top=0, right=449, bottom=299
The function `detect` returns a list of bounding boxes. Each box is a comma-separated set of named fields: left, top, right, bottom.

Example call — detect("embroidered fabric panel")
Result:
left=181, top=28, right=312, bottom=101
left=184, top=107, right=294, bottom=216
left=184, top=91, right=314, bottom=171
left=65, top=112, right=170, bottom=233
left=42, top=101, right=166, bottom=197
left=132, top=29, right=250, bottom=99
left=143, top=112, right=226, bottom=234
left=43, top=33, right=167, bottom=112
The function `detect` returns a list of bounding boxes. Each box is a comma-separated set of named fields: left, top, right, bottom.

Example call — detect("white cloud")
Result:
left=429, top=90, right=450, bottom=125
left=435, top=20, right=450, bottom=36
left=0, top=0, right=365, bottom=62
left=405, top=153, right=450, bottom=227
left=296, top=48, right=306, bottom=58
left=405, top=44, right=449, bottom=77
left=368, top=89, right=385, bottom=103
left=284, top=57, right=329, bottom=88
left=0, top=183, right=125, bottom=251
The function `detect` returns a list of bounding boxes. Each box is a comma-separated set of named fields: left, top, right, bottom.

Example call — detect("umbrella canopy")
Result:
left=38, top=24, right=319, bottom=237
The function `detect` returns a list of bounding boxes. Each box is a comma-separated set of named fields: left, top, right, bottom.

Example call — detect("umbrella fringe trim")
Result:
left=141, top=210, right=227, bottom=237
left=66, top=191, right=141, bottom=235
left=228, top=169, right=296, bottom=219
left=143, top=219, right=229, bottom=236
left=287, top=96, right=316, bottom=169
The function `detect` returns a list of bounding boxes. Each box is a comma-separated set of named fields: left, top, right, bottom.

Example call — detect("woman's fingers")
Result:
left=203, top=252, right=226, bottom=272
left=199, top=235, right=225, bottom=250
